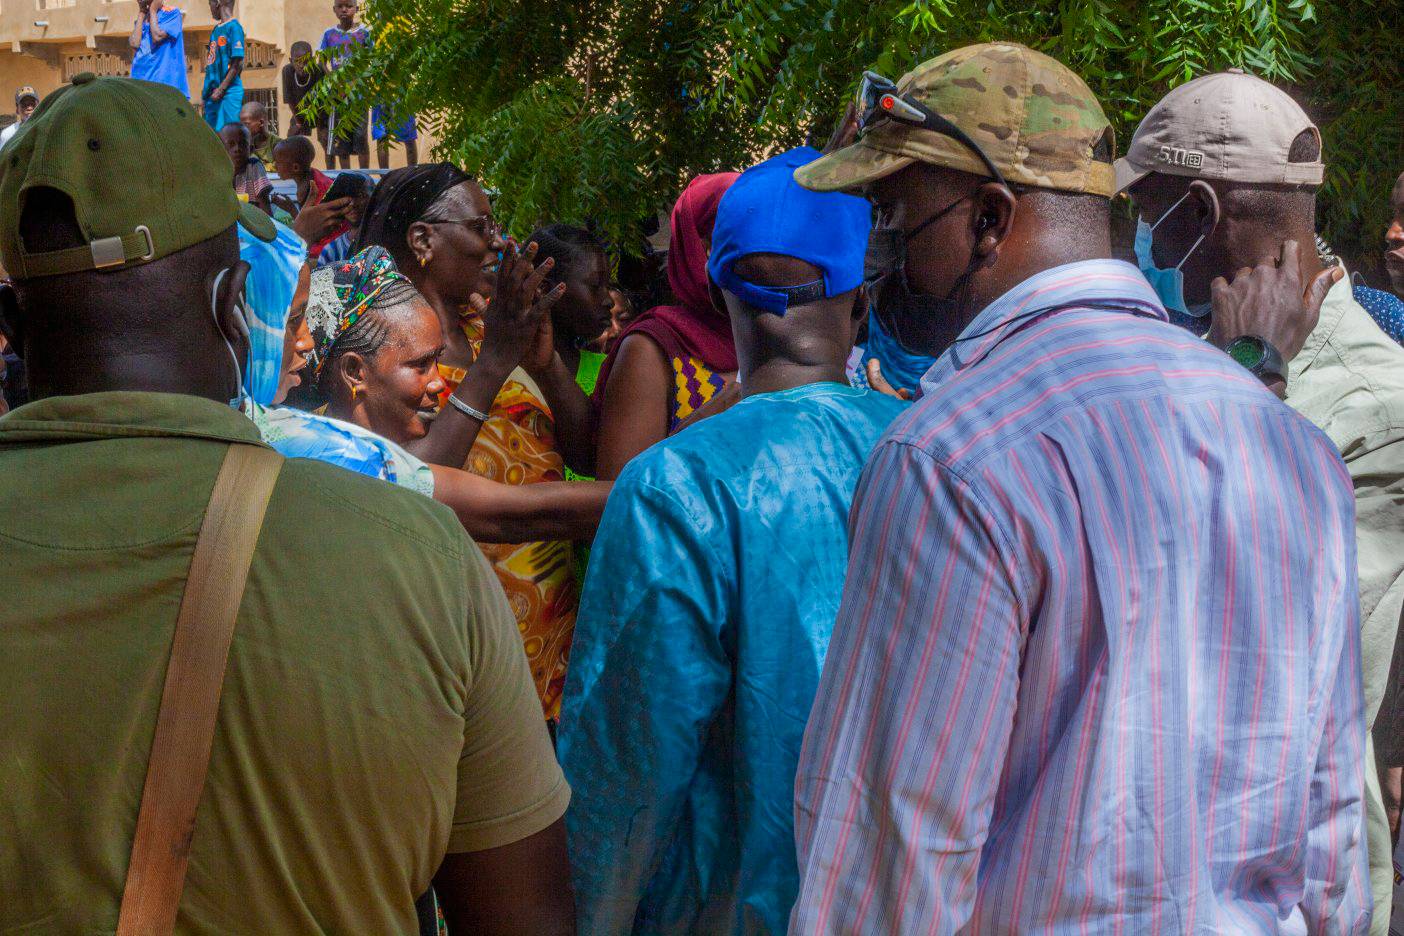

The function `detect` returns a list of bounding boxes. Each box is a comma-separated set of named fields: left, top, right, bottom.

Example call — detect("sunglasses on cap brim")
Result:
left=857, top=70, right=1010, bottom=190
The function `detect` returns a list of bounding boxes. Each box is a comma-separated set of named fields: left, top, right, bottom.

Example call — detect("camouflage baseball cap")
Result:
left=796, top=43, right=1115, bottom=197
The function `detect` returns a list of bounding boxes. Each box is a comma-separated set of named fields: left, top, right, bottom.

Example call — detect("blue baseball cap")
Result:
left=708, top=146, right=872, bottom=316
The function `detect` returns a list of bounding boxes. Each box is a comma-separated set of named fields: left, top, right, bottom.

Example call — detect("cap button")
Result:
left=72, top=72, right=96, bottom=85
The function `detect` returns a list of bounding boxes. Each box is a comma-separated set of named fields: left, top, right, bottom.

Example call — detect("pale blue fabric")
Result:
left=315, top=230, right=355, bottom=270
left=558, top=382, right=906, bottom=935
left=854, top=309, right=935, bottom=394
left=246, top=401, right=433, bottom=497
left=238, top=216, right=305, bottom=406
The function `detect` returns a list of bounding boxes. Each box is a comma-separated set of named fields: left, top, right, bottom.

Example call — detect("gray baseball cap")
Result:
left=1114, top=68, right=1324, bottom=194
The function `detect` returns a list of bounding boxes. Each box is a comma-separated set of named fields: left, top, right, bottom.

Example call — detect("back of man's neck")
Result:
left=739, top=359, right=848, bottom=398
left=28, top=368, right=230, bottom=404
left=971, top=246, right=1111, bottom=317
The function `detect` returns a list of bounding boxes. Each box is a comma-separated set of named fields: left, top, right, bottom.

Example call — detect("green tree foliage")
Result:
left=315, top=0, right=1401, bottom=270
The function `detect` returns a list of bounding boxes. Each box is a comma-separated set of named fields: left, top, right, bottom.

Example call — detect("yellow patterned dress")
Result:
left=438, top=315, right=580, bottom=723
left=670, top=355, right=731, bottom=429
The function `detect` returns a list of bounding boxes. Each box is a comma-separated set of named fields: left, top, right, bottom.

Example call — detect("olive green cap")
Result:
left=797, top=42, right=1116, bottom=197
left=0, top=73, right=274, bottom=280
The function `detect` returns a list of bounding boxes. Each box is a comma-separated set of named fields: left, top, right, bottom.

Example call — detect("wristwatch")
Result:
left=1225, top=335, right=1287, bottom=387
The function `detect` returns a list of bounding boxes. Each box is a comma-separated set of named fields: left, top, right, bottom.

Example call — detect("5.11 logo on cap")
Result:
left=1157, top=145, right=1205, bottom=169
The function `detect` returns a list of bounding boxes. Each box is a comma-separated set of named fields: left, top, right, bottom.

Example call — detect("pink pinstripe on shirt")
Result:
left=791, top=260, right=1369, bottom=935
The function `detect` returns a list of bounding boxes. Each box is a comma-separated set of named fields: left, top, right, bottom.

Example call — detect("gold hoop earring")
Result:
left=351, top=385, right=359, bottom=400
left=420, top=256, right=428, bottom=268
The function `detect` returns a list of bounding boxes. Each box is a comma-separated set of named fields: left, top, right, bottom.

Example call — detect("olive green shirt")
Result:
left=252, top=131, right=282, bottom=169
left=0, top=392, right=569, bottom=933
left=1288, top=275, right=1404, bottom=934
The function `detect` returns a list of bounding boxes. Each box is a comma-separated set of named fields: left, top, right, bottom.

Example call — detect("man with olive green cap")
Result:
left=0, top=75, right=573, bottom=932
left=791, top=43, right=1368, bottom=932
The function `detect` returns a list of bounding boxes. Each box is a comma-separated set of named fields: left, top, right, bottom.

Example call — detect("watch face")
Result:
left=1228, top=336, right=1267, bottom=370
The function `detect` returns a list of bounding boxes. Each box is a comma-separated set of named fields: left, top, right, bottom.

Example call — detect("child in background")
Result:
left=201, top=0, right=244, bottom=131
left=281, top=41, right=331, bottom=168
left=272, top=136, right=344, bottom=258
left=272, top=136, right=332, bottom=212
left=129, top=0, right=188, bottom=98
left=319, top=0, right=370, bottom=169
left=220, top=123, right=272, bottom=216
left=372, top=105, right=419, bottom=169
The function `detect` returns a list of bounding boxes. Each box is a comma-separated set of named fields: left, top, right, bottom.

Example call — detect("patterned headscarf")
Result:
left=305, top=246, right=411, bottom=378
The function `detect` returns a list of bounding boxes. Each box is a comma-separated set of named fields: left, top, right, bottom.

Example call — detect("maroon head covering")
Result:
left=594, top=172, right=741, bottom=406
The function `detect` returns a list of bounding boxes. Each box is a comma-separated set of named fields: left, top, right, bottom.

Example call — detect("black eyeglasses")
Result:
left=427, top=215, right=501, bottom=242
left=857, top=70, right=1009, bottom=190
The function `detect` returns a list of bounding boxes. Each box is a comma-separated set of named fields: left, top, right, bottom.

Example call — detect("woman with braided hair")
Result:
left=303, top=247, right=609, bottom=548
left=238, top=232, right=609, bottom=547
left=357, top=166, right=597, bottom=723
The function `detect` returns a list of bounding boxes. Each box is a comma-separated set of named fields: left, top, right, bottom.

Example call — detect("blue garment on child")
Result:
left=130, top=8, right=188, bottom=97
left=202, top=19, right=244, bottom=97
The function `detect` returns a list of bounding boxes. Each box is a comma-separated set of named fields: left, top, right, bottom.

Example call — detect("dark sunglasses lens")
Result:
left=857, top=72, right=893, bottom=129
left=858, top=75, right=877, bottom=109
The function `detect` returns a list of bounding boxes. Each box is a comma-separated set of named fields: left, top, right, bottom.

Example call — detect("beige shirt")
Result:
left=1289, top=275, right=1404, bottom=724
left=1287, top=274, right=1404, bottom=931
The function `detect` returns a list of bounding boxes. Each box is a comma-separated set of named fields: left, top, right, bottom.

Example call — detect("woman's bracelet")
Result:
left=446, top=394, right=490, bottom=423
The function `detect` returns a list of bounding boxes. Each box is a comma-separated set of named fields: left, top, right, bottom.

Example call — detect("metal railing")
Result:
left=266, top=168, right=393, bottom=198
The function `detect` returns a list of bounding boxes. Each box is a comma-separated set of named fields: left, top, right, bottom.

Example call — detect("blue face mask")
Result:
left=1134, top=191, right=1213, bottom=330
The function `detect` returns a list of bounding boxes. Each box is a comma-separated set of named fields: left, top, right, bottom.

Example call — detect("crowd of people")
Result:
left=122, top=0, right=418, bottom=172
left=2, top=34, right=1404, bottom=936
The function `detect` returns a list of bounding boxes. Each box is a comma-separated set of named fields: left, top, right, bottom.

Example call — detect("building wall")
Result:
left=0, top=0, right=429, bottom=168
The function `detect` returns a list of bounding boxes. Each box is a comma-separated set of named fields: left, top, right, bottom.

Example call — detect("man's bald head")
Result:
left=0, top=187, right=248, bottom=403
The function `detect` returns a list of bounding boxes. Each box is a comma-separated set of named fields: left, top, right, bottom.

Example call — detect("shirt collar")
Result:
left=0, top=391, right=265, bottom=447
left=1289, top=267, right=1352, bottom=381
left=938, top=259, right=1166, bottom=373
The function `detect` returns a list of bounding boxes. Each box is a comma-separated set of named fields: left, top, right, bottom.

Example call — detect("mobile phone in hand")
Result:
left=322, top=172, right=369, bottom=204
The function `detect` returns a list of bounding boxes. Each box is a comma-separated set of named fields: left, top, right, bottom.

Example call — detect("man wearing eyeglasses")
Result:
left=790, top=42, right=1368, bottom=933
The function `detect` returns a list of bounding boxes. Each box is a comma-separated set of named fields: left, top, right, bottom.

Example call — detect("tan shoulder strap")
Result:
left=116, top=443, right=283, bottom=936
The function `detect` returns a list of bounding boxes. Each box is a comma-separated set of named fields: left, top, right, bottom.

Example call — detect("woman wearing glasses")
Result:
left=356, top=163, right=597, bottom=725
